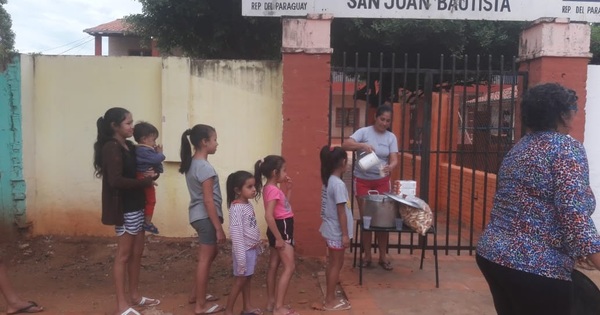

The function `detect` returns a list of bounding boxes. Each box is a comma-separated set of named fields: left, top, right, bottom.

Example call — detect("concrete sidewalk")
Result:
left=340, top=254, right=494, bottom=315
left=311, top=253, right=600, bottom=315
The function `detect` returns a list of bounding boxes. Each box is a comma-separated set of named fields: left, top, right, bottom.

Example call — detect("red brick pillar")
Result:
left=281, top=15, right=333, bottom=257
left=94, top=36, right=102, bottom=56
left=518, top=18, right=592, bottom=141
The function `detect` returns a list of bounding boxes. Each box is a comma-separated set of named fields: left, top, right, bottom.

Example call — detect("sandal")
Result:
left=119, top=308, right=141, bottom=315
left=189, top=293, right=220, bottom=304
left=136, top=296, right=161, bottom=307
left=240, top=308, right=264, bottom=315
left=359, top=260, right=372, bottom=268
left=143, top=223, right=160, bottom=234
left=195, top=304, right=225, bottom=314
left=378, top=260, right=393, bottom=271
left=7, top=301, right=43, bottom=314
left=323, top=299, right=352, bottom=311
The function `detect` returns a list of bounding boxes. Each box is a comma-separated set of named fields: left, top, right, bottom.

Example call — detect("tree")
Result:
left=0, top=0, right=15, bottom=69
left=126, top=0, right=281, bottom=59
left=591, top=24, right=600, bottom=65
left=331, top=19, right=526, bottom=69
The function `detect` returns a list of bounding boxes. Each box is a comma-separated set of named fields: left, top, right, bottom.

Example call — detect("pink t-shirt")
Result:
left=263, top=184, right=294, bottom=220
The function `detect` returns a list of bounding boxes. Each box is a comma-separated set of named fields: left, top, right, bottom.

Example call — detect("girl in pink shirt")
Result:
left=254, top=155, right=298, bottom=315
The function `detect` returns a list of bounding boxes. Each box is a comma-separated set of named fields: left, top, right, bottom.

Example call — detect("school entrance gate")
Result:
left=328, top=53, right=528, bottom=253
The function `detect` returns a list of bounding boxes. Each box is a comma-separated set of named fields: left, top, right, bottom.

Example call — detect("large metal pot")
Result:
left=360, top=190, right=399, bottom=228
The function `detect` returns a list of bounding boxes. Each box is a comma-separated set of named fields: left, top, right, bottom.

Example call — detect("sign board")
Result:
left=242, top=0, right=600, bottom=23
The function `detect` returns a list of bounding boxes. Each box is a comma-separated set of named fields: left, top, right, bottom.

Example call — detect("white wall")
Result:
left=585, top=65, right=600, bottom=228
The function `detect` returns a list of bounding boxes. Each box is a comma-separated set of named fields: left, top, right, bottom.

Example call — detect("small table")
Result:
left=353, top=220, right=439, bottom=287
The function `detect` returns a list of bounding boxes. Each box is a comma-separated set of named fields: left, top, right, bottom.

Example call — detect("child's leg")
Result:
left=324, top=249, right=345, bottom=306
left=273, top=244, right=295, bottom=315
left=193, top=243, right=219, bottom=313
left=224, top=276, right=247, bottom=315
left=144, top=185, right=156, bottom=224
left=241, top=275, right=258, bottom=313
left=266, top=249, right=281, bottom=311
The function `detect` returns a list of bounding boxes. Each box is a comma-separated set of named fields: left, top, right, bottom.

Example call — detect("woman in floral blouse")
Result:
left=476, top=83, right=600, bottom=315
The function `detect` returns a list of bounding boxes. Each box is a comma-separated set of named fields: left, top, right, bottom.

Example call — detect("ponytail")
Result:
left=179, top=125, right=216, bottom=174
left=320, top=145, right=348, bottom=186
left=253, top=159, right=264, bottom=200
left=93, top=108, right=130, bottom=177
left=253, top=155, right=285, bottom=200
left=179, top=129, right=192, bottom=174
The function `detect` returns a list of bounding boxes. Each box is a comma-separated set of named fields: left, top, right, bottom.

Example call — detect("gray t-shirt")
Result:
left=185, top=159, right=223, bottom=223
left=319, top=176, right=354, bottom=241
left=350, top=126, right=398, bottom=180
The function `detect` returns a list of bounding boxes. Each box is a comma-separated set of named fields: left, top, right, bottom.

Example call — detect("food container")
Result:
left=357, top=151, right=380, bottom=171
left=360, top=190, right=399, bottom=228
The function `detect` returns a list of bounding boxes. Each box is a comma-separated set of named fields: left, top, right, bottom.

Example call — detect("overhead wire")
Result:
left=58, top=37, right=94, bottom=55
left=41, top=36, right=90, bottom=53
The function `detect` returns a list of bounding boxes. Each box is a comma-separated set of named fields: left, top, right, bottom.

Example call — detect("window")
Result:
left=336, top=108, right=359, bottom=128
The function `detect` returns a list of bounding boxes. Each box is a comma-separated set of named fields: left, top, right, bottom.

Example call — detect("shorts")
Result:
left=115, top=210, right=144, bottom=236
left=325, top=239, right=345, bottom=251
left=232, top=247, right=259, bottom=277
left=191, top=218, right=222, bottom=245
left=354, top=176, right=390, bottom=197
left=267, top=217, right=295, bottom=247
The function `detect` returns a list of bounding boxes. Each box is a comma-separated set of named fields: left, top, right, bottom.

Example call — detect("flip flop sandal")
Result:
left=323, top=299, right=352, bottom=311
left=7, top=301, right=43, bottom=314
left=119, top=307, right=141, bottom=315
left=359, top=260, right=372, bottom=268
left=195, top=303, right=225, bottom=314
left=240, top=308, right=264, bottom=315
left=136, top=296, right=161, bottom=307
left=378, top=260, right=393, bottom=271
left=189, top=293, right=220, bottom=304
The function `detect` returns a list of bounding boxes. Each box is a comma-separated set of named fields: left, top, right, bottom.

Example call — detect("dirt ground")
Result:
left=2, top=235, right=327, bottom=315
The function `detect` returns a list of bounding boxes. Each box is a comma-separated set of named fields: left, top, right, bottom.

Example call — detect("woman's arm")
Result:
left=229, top=205, right=247, bottom=274
left=264, top=200, right=285, bottom=249
left=341, top=137, right=373, bottom=152
left=202, top=177, right=226, bottom=244
left=336, top=203, right=350, bottom=248
left=103, top=141, right=153, bottom=189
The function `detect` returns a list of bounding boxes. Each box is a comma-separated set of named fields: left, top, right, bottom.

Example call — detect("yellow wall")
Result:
left=20, top=55, right=282, bottom=237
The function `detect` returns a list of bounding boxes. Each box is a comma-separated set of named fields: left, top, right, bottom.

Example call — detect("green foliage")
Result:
left=331, top=19, right=526, bottom=68
left=0, top=0, right=16, bottom=69
left=591, top=24, right=600, bottom=65
left=126, top=0, right=281, bottom=59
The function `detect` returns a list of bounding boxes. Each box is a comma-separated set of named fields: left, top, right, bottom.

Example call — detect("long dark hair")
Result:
left=179, top=124, right=216, bottom=174
left=320, top=145, right=348, bottom=186
left=253, top=155, right=286, bottom=200
left=226, top=170, right=254, bottom=207
left=93, top=107, right=130, bottom=177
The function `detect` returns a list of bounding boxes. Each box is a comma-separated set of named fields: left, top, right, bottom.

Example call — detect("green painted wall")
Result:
left=0, top=56, right=25, bottom=230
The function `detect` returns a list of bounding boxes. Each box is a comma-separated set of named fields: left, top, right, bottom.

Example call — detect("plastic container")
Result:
left=357, top=151, right=380, bottom=171
left=362, top=216, right=372, bottom=229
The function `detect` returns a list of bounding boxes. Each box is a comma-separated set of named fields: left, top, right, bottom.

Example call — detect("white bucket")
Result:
left=358, top=151, right=380, bottom=171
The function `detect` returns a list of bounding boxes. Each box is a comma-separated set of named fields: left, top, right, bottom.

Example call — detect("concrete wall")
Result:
left=20, top=55, right=282, bottom=237
left=585, top=65, right=600, bottom=228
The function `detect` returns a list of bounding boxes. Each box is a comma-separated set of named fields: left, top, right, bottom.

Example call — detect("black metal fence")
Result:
left=330, top=52, right=528, bottom=254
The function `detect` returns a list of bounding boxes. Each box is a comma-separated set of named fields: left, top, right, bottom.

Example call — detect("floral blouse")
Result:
left=477, top=131, right=600, bottom=281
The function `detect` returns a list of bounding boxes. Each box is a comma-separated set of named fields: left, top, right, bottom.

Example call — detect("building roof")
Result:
left=83, top=19, right=133, bottom=36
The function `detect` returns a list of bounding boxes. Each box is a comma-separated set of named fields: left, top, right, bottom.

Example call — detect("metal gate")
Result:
left=329, top=53, right=528, bottom=254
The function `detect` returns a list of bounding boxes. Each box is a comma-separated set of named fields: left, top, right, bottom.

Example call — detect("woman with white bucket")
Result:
left=341, top=104, right=398, bottom=271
